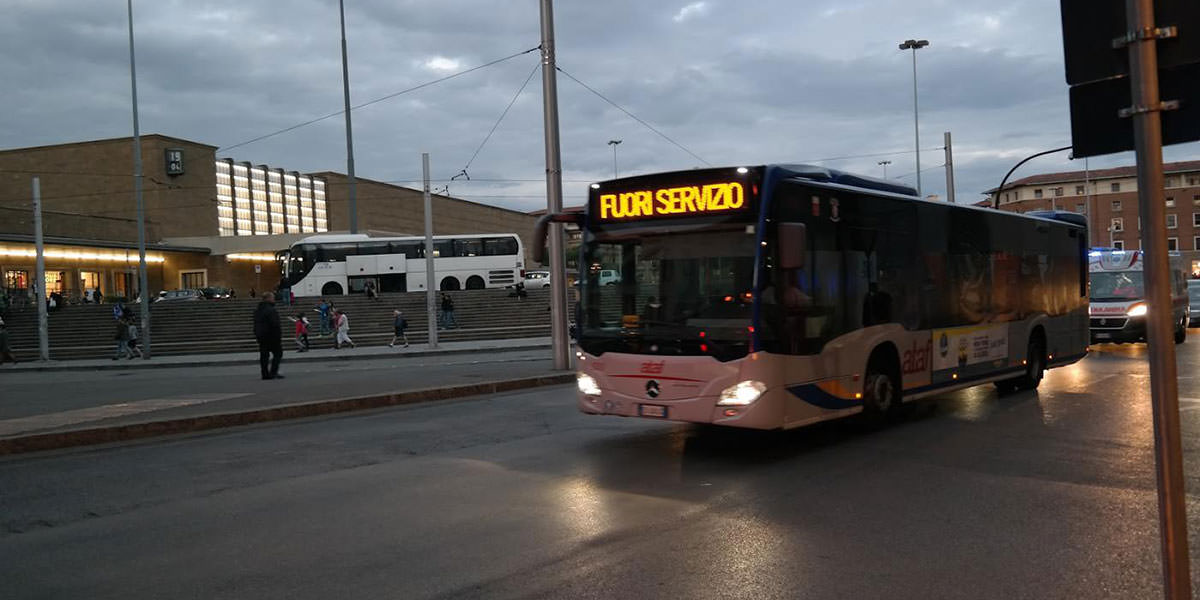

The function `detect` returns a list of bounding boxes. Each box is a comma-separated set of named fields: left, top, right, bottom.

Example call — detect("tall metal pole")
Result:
left=608, top=139, right=621, bottom=179
left=540, top=0, right=571, bottom=370
left=339, top=0, right=358, bottom=234
left=1126, top=1, right=1190, bottom=596
left=910, top=47, right=923, bottom=198
left=943, top=132, right=955, bottom=203
left=32, top=177, right=48, bottom=362
left=127, top=0, right=151, bottom=358
left=422, top=153, right=438, bottom=349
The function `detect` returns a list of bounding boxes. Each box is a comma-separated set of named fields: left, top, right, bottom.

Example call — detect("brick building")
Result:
left=986, top=160, right=1200, bottom=275
left=0, top=134, right=537, bottom=303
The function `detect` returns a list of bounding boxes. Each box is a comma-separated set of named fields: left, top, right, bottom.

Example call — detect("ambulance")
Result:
left=1088, top=248, right=1189, bottom=344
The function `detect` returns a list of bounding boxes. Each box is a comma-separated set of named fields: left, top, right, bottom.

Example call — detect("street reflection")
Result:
left=553, top=477, right=611, bottom=539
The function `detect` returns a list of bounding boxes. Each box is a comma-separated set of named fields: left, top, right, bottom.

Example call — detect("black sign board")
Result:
left=1061, top=0, right=1200, bottom=85
left=1069, top=61, right=1200, bottom=158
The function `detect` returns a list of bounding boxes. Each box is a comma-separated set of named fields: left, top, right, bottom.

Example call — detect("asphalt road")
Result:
left=0, top=348, right=555, bottom=425
left=3, top=342, right=1200, bottom=598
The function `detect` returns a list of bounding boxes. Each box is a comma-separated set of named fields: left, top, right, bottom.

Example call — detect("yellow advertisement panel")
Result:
left=932, top=324, right=1008, bottom=371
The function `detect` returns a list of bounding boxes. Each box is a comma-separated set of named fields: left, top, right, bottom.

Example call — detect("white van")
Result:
left=1089, top=248, right=1189, bottom=344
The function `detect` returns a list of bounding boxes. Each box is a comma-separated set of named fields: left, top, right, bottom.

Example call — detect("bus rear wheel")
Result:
left=321, top=281, right=343, bottom=296
left=465, top=275, right=485, bottom=290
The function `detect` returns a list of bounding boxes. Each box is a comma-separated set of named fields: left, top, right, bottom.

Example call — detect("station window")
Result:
left=1111, top=217, right=1124, bottom=232
left=1075, top=203, right=1086, bottom=213
left=1053, top=187, right=1064, bottom=197
left=1034, top=189, right=1043, bottom=198
left=1112, top=200, right=1122, bottom=211
left=1193, top=213, right=1200, bottom=227
left=1111, top=182, right=1121, bottom=193
left=1167, top=197, right=1176, bottom=208
left=1075, top=185, right=1085, bottom=195
left=1113, top=240, right=1125, bottom=250
left=1168, top=237, right=1179, bottom=251
left=4, top=269, right=29, bottom=289
left=1167, top=214, right=1178, bottom=229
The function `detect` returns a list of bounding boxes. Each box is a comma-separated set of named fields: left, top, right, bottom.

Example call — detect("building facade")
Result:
left=0, top=134, right=538, bottom=303
left=986, top=160, right=1200, bottom=274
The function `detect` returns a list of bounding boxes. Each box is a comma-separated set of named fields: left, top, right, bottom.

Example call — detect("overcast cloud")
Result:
left=2, top=0, right=1198, bottom=213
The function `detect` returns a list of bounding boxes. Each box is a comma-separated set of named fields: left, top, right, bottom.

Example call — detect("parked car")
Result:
left=1189, top=280, right=1200, bottom=327
left=524, top=271, right=551, bottom=288
left=598, top=269, right=621, bottom=286
left=154, top=289, right=204, bottom=303
left=201, top=286, right=232, bottom=299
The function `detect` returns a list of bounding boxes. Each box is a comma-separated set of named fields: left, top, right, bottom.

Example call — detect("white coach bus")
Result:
left=276, top=233, right=524, bottom=297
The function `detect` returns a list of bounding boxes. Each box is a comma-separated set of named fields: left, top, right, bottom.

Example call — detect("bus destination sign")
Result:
left=596, top=181, right=749, bottom=222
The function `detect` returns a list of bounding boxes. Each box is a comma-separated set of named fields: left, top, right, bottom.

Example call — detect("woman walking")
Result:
left=389, top=310, right=409, bottom=348
left=334, top=309, right=356, bottom=349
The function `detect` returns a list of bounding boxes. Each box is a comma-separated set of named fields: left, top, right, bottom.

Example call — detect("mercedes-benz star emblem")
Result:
left=646, top=380, right=661, bottom=398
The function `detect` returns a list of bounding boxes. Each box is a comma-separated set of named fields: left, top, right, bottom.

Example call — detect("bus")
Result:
left=1088, top=248, right=1189, bottom=344
left=277, top=233, right=524, bottom=297
left=536, top=164, right=1089, bottom=430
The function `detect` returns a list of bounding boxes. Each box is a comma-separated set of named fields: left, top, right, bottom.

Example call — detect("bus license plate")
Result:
left=639, top=404, right=668, bottom=418
left=1095, top=333, right=1112, bottom=340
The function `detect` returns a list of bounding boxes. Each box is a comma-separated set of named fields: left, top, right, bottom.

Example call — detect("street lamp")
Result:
left=877, top=160, right=891, bottom=178
left=608, top=139, right=622, bottom=179
left=898, top=39, right=929, bottom=198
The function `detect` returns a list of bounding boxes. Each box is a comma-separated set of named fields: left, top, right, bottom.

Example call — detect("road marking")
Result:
left=1177, top=398, right=1200, bottom=412
left=0, top=393, right=252, bottom=437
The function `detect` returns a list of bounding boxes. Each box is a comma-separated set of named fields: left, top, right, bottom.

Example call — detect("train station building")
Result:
left=0, top=134, right=536, bottom=303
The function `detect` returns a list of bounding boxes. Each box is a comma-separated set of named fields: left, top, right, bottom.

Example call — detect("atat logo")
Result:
left=903, top=339, right=932, bottom=374
left=645, top=380, right=661, bottom=398
left=640, top=361, right=665, bottom=374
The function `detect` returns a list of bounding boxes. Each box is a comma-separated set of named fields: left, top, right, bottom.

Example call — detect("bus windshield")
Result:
left=1090, top=271, right=1144, bottom=301
left=580, top=228, right=759, bottom=360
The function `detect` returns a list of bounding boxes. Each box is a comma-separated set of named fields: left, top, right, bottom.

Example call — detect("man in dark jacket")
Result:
left=254, top=292, right=284, bottom=380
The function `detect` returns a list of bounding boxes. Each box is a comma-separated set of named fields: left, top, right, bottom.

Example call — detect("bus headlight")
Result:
left=1127, top=303, right=1148, bottom=317
left=717, top=380, right=766, bottom=406
left=577, top=372, right=601, bottom=396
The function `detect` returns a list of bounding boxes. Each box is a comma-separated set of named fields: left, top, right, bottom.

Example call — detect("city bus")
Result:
left=535, top=164, right=1089, bottom=430
left=277, top=233, right=523, bottom=297
left=1088, top=248, right=1189, bottom=344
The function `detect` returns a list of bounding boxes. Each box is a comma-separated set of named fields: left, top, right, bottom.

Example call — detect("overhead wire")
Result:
left=219, top=46, right=542, bottom=153
left=555, top=66, right=711, bottom=167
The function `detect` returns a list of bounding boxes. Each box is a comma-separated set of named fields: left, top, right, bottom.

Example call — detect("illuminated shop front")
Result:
left=0, top=237, right=205, bottom=302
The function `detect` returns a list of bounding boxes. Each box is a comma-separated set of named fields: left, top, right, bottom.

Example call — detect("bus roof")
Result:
left=294, top=232, right=519, bottom=245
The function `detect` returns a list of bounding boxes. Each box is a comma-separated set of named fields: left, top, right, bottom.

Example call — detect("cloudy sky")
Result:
left=2, top=0, right=1198, bottom=212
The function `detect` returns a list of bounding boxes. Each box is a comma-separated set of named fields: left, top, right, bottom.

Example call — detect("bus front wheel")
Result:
left=862, top=352, right=901, bottom=425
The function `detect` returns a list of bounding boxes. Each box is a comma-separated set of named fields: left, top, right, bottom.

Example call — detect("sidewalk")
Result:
left=0, top=339, right=574, bottom=455
left=0, top=336, right=553, bottom=373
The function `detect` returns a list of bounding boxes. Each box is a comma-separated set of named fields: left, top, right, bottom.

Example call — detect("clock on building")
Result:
left=165, top=148, right=184, bottom=176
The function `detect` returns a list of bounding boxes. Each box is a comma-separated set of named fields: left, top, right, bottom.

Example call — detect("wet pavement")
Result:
left=2, top=341, right=1200, bottom=598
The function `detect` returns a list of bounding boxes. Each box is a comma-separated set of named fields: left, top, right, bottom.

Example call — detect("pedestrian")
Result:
left=334, top=309, right=356, bottom=349
left=230, top=288, right=237, bottom=299
left=249, top=287, right=257, bottom=299
left=126, top=316, right=144, bottom=359
left=365, top=279, right=379, bottom=301
left=113, top=316, right=132, bottom=360
left=389, top=310, right=409, bottom=348
left=94, top=289, right=103, bottom=305
left=0, top=318, right=17, bottom=365
left=440, top=293, right=457, bottom=329
left=314, top=298, right=331, bottom=336
left=294, top=313, right=310, bottom=352
left=253, top=291, right=284, bottom=380
left=113, top=302, right=125, bottom=321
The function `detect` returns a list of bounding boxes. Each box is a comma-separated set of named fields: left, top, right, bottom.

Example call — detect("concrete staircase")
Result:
left=3, top=289, right=567, bottom=361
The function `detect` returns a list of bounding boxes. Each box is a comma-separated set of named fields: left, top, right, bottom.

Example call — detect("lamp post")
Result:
left=898, top=39, right=929, bottom=198
left=877, top=160, right=891, bottom=178
left=608, top=139, right=622, bottom=179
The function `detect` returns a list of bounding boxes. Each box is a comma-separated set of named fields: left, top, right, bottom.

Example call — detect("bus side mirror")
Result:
left=532, top=212, right=583, bottom=264
left=778, top=222, right=807, bottom=270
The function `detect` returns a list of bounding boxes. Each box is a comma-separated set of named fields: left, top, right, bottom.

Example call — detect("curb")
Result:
left=1, top=341, right=552, bottom=373
left=0, top=373, right=575, bottom=456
